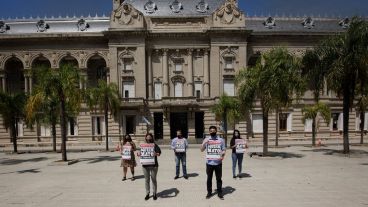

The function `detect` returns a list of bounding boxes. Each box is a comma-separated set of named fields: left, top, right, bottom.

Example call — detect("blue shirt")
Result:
left=203, top=135, right=225, bottom=166
left=171, top=137, right=188, bottom=153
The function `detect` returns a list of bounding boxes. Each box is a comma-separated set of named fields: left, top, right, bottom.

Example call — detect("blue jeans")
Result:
left=232, top=153, right=244, bottom=177
left=175, top=153, right=187, bottom=177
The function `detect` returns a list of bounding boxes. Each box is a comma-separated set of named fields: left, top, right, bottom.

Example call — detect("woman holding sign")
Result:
left=138, top=133, right=161, bottom=201
left=230, top=130, right=248, bottom=179
left=120, top=135, right=137, bottom=181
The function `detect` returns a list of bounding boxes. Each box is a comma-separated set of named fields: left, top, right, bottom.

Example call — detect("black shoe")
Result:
left=206, top=193, right=212, bottom=199
left=144, top=194, right=150, bottom=200
left=174, top=176, right=179, bottom=180
left=233, top=175, right=237, bottom=179
left=122, top=177, right=126, bottom=181
left=218, top=193, right=224, bottom=200
left=183, top=175, right=188, bottom=179
left=131, top=176, right=135, bottom=181
left=153, top=194, right=157, bottom=200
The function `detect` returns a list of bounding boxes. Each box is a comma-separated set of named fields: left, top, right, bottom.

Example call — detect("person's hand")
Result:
left=137, top=152, right=141, bottom=157
left=154, top=152, right=160, bottom=156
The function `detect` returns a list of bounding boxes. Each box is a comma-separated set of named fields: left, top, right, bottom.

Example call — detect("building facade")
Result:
left=0, top=0, right=365, bottom=146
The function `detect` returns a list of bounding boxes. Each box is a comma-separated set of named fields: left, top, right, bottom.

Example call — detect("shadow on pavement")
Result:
left=250, top=152, right=304, bottom=159
left=215, top=186, right=236, bottom=197
left=17, top=168, right=41, bottom=174
left=0, top=157, right=49, bottom=165
left=133, top=175, right=145, bottom=180
left=361, top=163, right=368, bottom=165
left=301, top=148, right=368, bottom=157
left=238, top=173, right=251, bottom=178
left=187, top=173, right=199, bottom=178
left=79, top=156, right=121, bottom=164
left=158, top=188, right=179, bottom=198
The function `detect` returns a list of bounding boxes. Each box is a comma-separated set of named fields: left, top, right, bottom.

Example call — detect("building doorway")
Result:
left=154, top=112, right=163, bottom=139
left=170, top=112, right=188, bottom=139
left=195, top=112, right=204, bottom=138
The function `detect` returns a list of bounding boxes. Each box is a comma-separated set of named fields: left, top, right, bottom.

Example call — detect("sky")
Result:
left=0, top=0, right=367, bottom=19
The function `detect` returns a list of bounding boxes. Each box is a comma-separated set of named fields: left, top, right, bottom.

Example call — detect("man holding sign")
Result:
left=171, top=130, right=189, bottom=180
left=200, top=126, right=226, bottom=200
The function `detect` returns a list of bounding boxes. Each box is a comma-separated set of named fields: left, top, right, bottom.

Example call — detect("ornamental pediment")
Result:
left=212, top=0, right=245, bottom=27
left=110, top=3, right=144, bottom=29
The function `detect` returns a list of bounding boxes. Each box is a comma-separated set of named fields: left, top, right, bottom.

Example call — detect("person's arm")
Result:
left=171, top=139, right=176, bottom=151
left=230, top=138, right=235, bottom=149
left=200, top=138, right=208, bottom=152
left=154, top=144, right=161, bottom=156
left=185, top=138, right=189, bottom=149
left=221, top=139, right=226, bottom=158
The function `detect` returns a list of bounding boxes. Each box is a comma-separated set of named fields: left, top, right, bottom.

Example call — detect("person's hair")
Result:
left=123, top=134, right=132, bottom=145
left=209, top=125, right=217, bottom=131
left=232, top=129, right=241, bottom=139
left=145, top=133, right=155, bottom=143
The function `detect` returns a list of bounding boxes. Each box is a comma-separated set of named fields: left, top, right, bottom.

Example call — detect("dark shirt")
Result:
left=142, top=143, right=161, bottom=168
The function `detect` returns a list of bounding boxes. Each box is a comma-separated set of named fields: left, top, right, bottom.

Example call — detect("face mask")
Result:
left=210, top=132, right=216, bottom=137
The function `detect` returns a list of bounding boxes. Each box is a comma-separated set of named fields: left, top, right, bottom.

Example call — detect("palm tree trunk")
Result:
left=312, top=116, right=317, bottom=146
left=52, top=118, right=57, bottom=152
left=343, top=85, right=350, bottom=154
left=262, top=106, right=269, bottom=156
left=223, top=111, right=228, bottom=148
left=11, top=122, right=18, bottom=153
left=105, top=97, right=109, bottom=151
left=60, top=93, right=67, bottom=161
left=275, top=109, right=279, bottom=147
left=360, top=110, right=365, bottom=145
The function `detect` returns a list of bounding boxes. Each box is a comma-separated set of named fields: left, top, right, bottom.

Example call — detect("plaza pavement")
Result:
left=0, top=144, right=368, bottom=207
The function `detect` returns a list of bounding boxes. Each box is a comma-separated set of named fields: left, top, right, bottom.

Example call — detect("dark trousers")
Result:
left=175, top=153, right=187, bottom=177
left=206, top=164, right=222, bottom=194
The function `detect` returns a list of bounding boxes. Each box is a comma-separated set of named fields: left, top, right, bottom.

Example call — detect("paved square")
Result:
left=1, top=145, right=368, bottom=207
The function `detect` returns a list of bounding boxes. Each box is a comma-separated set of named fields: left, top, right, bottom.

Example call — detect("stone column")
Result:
left=24, top=74, right=29, bottom=93
left=0, top=73, right=5, bottom=92
left=203, top=49, right=210, bottom=97
left=147, top=49, right=153, bottom=99
left=80, top=68, right=87, bottom=89
left=29, top=76, right=33, bottom=93
left=187, top=49, right=193, bottom=97
left=162, top=49, right=169, bottom=97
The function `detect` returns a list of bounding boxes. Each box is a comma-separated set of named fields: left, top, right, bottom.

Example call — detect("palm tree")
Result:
left=302, top=48, right=331, bottom=146
left=211, top=94, right=242, bottom=147
left=0, top=92, right=27, bottom=153
left=236, top=47, right=304, bottom=155
left=85, top=80, right=120, bottom=151
left=26, top=66, right=60, bottom=152
left=323, top=17, right=368, bottom=153
left=302, top=102, right=331, bottom=144
left=26, top=64, right=81, bottom=161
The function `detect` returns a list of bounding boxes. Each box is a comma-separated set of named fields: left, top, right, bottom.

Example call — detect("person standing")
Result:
left=230, top=130, right=248, bottom=179
left=120, top=134, right=137, bottom=181
left=171, top=130, right=189, bottom=179
left=138, top=133, right=161, bottom=201
left=200, top=126, right=226, bottom=200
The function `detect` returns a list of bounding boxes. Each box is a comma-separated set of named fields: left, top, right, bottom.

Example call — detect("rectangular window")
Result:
left=174, top=82, right=183, bottom=97
left=224, top=57, right=233, bottom=69
left=305, top=119, right=313, bottom=132
left=223, top=79, right=235, bottom=96
left=122, top=81, right=135, bottom=98
left=174, top=62, right=182, bottom=71
left=92, top=116, right=105, bottom=136
left=252, top=114, right=263, bottom=133
left=154, top=82, right=162, bottom=100
left=68, top=118, right=78, bottom=136
left=356, top=112, right=368, bottom=131
left=278, top=113, right=292, bottom=132
left=194, top=81, right=202, bottom=99
left=331, top=113, right=343, bottom=131
left=40, top=125, right=51, bottom=137
left=16, top=119, right=23, bottom=137
left=123, top=59, right=133, bottom=71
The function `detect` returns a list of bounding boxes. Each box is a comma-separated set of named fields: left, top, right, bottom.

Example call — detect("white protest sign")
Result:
left=235, top=139, right=246, bottom=154
left=140, top=143, right=155, bottom=165
left=206, top=140, right=222, bottom=160
left=175, top=139, right=186, bottom=153
left=121, top=145, right=132, bottom=160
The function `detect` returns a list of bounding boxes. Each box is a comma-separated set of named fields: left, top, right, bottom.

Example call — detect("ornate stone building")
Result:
left=0, top=0, right=363, bottom=146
